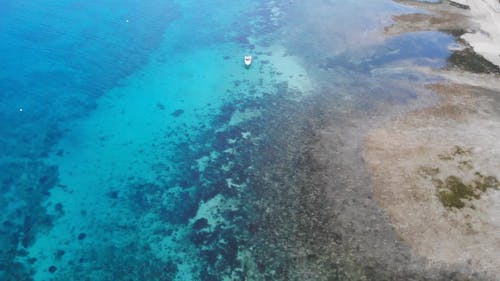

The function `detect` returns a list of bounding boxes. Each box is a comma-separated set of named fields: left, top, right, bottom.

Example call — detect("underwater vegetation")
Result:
left=420, top=146, right=500, bottom=209
left=436, top=174, right=499, bottom=209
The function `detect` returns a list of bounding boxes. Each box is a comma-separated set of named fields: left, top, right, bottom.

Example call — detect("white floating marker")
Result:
left=19, top=108, right=23, bottom=112
left=126, top=19, right=129, bottom=23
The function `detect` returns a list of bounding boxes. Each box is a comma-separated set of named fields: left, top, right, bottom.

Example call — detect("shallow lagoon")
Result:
left=0, top=0, right=472, bottom=280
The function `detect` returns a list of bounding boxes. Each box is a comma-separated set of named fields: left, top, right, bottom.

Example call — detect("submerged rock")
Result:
left=192, top=218, right=209, bottom=230
left=449, top=0, right=470, bottom=9
left=171, top=109, right=184, bottom=117
left=48, top=265, right=57, bottom=273
left=77, top=232, right=87, bottom=240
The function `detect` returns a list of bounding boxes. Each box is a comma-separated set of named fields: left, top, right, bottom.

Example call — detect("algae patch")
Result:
left=437, top=145, right=471, bottom=160
left=420, top=146, right=499, bottom=209
left=437, top=176, right=477, bottom=209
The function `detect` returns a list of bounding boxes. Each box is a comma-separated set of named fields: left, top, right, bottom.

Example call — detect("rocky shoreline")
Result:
left=391, top=0, right=500, bottom=69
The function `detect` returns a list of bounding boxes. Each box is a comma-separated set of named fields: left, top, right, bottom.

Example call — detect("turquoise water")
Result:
left=0, top=0, right=460, bottom=280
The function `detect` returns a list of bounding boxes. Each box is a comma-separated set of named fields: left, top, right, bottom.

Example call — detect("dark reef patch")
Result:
left=448, top=46, right=500, bottom=74
left=212, top=104, right=237, bottom=126
left=156, top=102, right=165, bottom=110
left=52, top=243, right=178, bottom=281
left=441, top=28, right=467, bottom=37
left=170, top=109, right=184, bottom=117
left=77, top=233, right=87, bottom=240
left=192, top=218, right=209, bottom=230
left=48, top=265, right=57, bottom=273
left=106, top=190, right=119, bottom=199
left=55, top=250, right=65, bottom=260
left=0, top=160, right=58, bottom=280
left=54, top=203, right=64, bottom=216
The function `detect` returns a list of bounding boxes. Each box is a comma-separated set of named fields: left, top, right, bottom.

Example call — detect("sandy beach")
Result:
left=461, top=0, right=500, bottom=67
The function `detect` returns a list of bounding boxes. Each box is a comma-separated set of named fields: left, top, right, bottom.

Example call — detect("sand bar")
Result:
left=460, top=0, right=500, bottom=67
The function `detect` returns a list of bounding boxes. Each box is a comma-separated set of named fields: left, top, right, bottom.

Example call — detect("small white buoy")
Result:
left=19, top=108, right=23, bottom=112
left=126, top=19, right=129, bottom=23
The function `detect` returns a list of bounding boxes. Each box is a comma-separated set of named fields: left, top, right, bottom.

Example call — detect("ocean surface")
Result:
left=0, top=0, right=460, bottom=280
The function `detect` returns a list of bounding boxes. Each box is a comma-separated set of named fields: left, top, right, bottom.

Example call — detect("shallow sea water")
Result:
left=0, top=0, right=463, bottom=280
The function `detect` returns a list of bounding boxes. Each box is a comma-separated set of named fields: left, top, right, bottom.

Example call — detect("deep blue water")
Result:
left=0, top=0, right=459, bottom=280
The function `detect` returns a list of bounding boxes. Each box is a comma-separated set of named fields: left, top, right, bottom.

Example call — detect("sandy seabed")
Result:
left=364, top=83, right=500, bottom=277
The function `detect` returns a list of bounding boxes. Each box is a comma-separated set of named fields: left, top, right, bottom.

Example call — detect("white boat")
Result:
left=244, top=55, right=252, bottom=66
